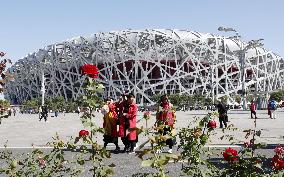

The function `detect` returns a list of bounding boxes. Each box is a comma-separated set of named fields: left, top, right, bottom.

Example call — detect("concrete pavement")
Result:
left=0, top=109, right=283, bottom=147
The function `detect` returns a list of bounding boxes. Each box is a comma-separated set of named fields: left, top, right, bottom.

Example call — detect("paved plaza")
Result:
left=0, top=109, right=283, bottom=177
left=0, top=109, right=283, bottom=147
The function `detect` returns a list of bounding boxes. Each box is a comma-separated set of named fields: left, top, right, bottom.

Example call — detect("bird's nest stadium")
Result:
left=4, top=29, right=284, bottom=106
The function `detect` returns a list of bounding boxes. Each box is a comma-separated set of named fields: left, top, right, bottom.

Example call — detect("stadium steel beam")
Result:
left=4, top=29, right=284, bottom=106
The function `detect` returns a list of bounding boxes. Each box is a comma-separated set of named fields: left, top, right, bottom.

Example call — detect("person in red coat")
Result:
left=155, top=95, right=176, bottom=153
left=250, top=100, right=257, bottom=119
left=118, top=93, right=138, bottom=154
left=117, top=95, right=129, bottom=152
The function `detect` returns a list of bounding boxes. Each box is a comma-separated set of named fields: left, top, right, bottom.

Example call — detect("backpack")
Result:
left=269, top=101, right=277, bottom=110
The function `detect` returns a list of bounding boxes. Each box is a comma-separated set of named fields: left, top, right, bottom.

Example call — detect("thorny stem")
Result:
left=89, top=107, right=96, bottom=173
left=154, top=152, right=166, bottom=177
left=251, top=115, right=257, bottom=165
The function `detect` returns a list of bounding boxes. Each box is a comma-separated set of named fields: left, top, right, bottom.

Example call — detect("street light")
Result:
left=218, top=27, right=264, bottom=110
left=218, top=27, right=237, bottom=33
left=36, top=49, right=47, bottom=107
left=238, top=39, right=263, bottom=110
left=40, top=58, right=66, bottom=107
left=41, top=70, right=45, bottom=106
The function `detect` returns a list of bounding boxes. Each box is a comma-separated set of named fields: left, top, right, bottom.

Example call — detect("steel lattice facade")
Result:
left=5, top=29, right=284, bottom=105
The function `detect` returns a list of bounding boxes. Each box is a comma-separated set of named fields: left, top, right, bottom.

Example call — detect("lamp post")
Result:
left=40, top=57, right=66, bottom=107
left=239, top=40, right=264, bottom=110
left=218, top=27, right=264, bottom=110
left=41, top=70, right=45, bottom=106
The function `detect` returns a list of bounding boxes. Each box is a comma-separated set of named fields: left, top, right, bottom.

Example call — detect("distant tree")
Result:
left=220, top=95, right=228, bottom=104
left=235, top=95, right=241, bottom=104
left=204, top=97, right=212, bottom=106
left=22, top=98, right=39, bottom=111
left=0, top=99, right=10, bottom=108
left=65, top=101, right=79, bottom=113
left=270, top=91, right=284, bottom=102
left=151, top=93, right=162, bottom=103
left=168, top=93, right=181, bottom=106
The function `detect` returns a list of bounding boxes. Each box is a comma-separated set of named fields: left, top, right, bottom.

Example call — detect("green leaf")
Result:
left=10, top=160, right=17, bottom=169
left=200, top=134, right=209, bottom=145
left=141, top=159, right=154, bottom=167
left=165, top=153, right=180, bottom=160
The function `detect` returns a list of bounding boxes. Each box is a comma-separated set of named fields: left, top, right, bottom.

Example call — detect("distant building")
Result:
left=5, top=29, right=284, bottom=105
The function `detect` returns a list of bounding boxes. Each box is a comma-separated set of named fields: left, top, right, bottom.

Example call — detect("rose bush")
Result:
left=0, top=51, right=12, bottom=125
left=73, top=64, right=114, bottom=176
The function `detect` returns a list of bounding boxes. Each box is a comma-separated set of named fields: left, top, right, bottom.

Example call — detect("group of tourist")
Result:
left=249, top=99, right=279, bottom=119
left=101, top=93, right=176, bottom=154
left=215, top=98, right=279, bottom=129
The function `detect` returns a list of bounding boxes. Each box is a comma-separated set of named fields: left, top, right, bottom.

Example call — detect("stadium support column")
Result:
left=210, top=66, right=214, bottom=105
left=240, top=49, right=247, bottom=110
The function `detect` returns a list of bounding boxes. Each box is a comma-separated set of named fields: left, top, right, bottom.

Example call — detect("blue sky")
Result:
left=1, top=0, right=284, bottom=62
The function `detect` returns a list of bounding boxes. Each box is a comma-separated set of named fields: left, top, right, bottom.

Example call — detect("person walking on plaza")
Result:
left=268, top=99, right=277, bottom=119
left=63, top=109, right=66, bottom=116
left=216, top=101, right=228, bottom=128
left=102, top=98, right=120, bottom=152
left=155, top=95, right=176, bottom=154
left=77, top=107, right=80, bottom=115
left=54, top=110, right=59, bottom=117
left=13, top=108, right=16, bottom=116
left=250, top=100, right=257, bottom=119
left=40, top=106, right=48, bottom=122
left=38, top=106, right=42, bottom=119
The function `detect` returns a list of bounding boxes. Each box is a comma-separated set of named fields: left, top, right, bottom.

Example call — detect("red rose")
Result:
left=79, top=130, right=89, bottom=137
left=207, top=120, right=217, bottom=129
left=271, top=155, right=284, bottom=170
left=80, top=64, right=99, bottom=79
left=223, top=148, right=238, bottom=162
